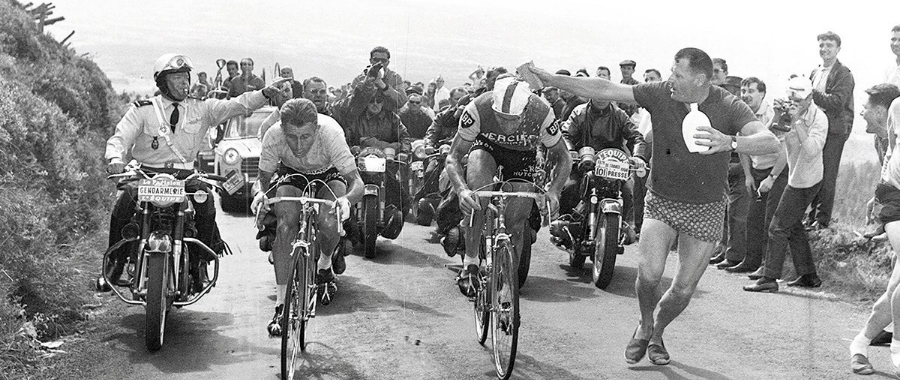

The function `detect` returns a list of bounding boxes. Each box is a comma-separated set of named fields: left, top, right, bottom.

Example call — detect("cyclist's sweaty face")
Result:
left=283, top=121, right=317, bottom=156
left=493, top=112, right=522, bottom=133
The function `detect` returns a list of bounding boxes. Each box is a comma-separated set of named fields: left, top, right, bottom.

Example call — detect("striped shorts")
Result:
left=644, top=191, right=726, bottom=243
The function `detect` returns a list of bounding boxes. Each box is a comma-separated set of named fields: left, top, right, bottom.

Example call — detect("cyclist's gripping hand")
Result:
left=546, top=191, right=560, bottom=220
left=251, top=191, right=269, bottom=215
left=334, top=197, right=351, bottom=222
left=458, top=189, right=482, bottom=215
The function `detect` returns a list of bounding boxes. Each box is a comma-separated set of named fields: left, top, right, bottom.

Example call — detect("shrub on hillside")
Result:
left=833, top=160, right=882, bottom=228
left=0, top=0, right=123, bottom=355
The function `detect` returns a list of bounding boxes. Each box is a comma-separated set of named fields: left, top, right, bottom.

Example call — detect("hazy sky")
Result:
left=44, top=0, right=900, bottom=162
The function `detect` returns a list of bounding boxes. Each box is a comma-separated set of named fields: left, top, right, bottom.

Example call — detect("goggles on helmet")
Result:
left=154, top=54, right=194, bottom=80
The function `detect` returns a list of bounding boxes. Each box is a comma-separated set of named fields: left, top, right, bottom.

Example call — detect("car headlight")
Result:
left=223, top=148, right=241, bottom=165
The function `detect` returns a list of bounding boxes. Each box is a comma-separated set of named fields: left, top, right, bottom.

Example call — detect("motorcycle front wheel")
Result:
left=592, top=213, right=620, bottom=289
left=145, top=252, right=170, bottom=351
left=362, top=195, right=378, bottom=258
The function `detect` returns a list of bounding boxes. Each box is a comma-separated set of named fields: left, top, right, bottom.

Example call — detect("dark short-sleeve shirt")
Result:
left=632, top=82, right=757, bottom=204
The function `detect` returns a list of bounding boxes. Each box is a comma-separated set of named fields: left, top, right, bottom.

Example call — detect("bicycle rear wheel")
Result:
left=281, top=244, right=312, bottom=379
left=491, top=240, right=519, bottom=380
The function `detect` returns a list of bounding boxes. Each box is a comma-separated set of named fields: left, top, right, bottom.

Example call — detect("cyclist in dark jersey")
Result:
left=446, top=77, right=572, bottom=296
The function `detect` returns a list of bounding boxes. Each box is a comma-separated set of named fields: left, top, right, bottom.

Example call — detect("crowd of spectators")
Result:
left=191, top=25, right=900, bottom=375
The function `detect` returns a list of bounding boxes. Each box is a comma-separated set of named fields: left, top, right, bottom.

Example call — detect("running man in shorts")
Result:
left=529, top=47, right=779, bottom=365
left=848, top=84, right=900, bottom=376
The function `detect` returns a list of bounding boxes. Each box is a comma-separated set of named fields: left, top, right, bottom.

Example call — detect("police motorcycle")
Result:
left=96, top=163, right=228, bottom=351
left=411, top=139, right=452, bottom=226
left=353, top=146, right=409, bottom=258
left=550, top=147, right=645, bottom=289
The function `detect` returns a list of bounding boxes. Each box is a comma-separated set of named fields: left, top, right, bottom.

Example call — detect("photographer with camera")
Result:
left=744, top=77, right=828, bottom=293
left=350, top=46, right=407, bottom=112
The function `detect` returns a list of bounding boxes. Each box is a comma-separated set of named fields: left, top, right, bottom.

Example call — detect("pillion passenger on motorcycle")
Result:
left=552, top=98, right=648, bottom=246
left=103, top=53, right=289, bottom=286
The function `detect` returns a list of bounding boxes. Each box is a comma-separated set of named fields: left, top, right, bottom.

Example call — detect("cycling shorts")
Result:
left=471, top=135, right=538, bottom=182
left=274, top=164, right=346, bottom=193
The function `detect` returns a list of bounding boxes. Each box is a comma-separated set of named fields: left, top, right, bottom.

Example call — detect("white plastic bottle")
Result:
left=682, top=103, right=711, bottom=153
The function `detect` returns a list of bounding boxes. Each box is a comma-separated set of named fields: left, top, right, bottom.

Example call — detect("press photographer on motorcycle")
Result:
left=342, top=72, right=412, bottom=240
left=103, top=53, right=287, bottom=287
left=551, top=98, right=647, bottom=248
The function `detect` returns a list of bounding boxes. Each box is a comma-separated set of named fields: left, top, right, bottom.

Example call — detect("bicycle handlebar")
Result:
left=471, top=191, right=545, bottom=201
left=266, top=196, right=336, bottom=207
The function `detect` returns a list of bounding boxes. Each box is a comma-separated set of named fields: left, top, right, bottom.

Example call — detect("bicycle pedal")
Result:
left=318, top=282, right=337, bottom=305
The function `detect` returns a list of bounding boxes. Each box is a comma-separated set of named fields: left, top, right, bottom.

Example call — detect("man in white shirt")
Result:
left=885, top=25, right=900, bottom=87
left=743, top=77, right=828, bottom=293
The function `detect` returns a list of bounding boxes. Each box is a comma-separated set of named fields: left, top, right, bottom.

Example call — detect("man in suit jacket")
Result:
left=807, top=31, right=855, bottom=229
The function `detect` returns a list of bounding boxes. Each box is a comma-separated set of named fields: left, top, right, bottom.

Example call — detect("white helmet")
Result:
left=491, top=77, right=532, bottom=116
left=153, top=54, right=193, bottom=81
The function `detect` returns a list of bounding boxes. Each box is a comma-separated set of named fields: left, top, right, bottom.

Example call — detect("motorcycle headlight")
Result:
left=193, top=190, right=208, bottom=204
left=224, top=148, right=241, bottom=165
left=146, top=231, right=172, bottom=253
left=414, top=145, right=428, bottom=159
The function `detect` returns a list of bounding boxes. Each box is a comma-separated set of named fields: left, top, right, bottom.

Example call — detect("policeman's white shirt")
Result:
left=105, top=91, right=266, bottom=166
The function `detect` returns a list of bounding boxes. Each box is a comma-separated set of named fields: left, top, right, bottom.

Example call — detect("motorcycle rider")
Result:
left=251, top=98, right=363, bottom=336
left=551, top=98, right=648, bottom=249
left=447, top=76, right=571, bottom=296
left=342, top=78, right=412, bottom=243
left=103, top=53, right=287, bottom=289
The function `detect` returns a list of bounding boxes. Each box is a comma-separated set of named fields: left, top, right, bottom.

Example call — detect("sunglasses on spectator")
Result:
left=371, top=58, right=389, bottom=64
left=409, top=100, right=421, bottom=105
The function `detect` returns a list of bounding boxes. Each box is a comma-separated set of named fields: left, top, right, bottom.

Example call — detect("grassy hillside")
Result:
left=0, top=1, right=126, bottom=377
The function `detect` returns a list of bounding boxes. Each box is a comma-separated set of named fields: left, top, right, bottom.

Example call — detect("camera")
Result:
left=770, top=98, right=793, bottom=132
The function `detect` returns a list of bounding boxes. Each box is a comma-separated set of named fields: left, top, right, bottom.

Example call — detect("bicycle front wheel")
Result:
left=281, top=245, right=312, bottom=379
left=473, top=240, right=489, bottom=345
left=491, top=240, right=519, bottom=380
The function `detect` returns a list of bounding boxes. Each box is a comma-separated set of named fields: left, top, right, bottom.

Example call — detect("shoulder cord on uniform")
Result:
left=150, top=98, right=189, bottom=164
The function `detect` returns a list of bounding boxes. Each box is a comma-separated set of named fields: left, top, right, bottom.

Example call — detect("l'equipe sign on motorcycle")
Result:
left=138, top=178, right=186, bottom=203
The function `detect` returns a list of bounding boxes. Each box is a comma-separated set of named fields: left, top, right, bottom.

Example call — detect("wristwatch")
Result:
left=730, top=135, right=738, bottom=151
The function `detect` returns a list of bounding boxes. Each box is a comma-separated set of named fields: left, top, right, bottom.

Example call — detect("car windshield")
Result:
left=224, top=109, right=272, bottom=139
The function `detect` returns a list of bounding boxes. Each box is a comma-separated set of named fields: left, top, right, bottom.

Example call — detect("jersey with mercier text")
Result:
left=632, top=81, right=758, bottom=204
left=259, top=114, right=357, bottom=176
left=456, top=91, right=561, bottom=151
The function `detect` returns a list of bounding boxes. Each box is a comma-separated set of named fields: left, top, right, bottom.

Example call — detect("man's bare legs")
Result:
left=634, top=218, right=717, bottom=346
left=462, top=150, right=497, bottom=264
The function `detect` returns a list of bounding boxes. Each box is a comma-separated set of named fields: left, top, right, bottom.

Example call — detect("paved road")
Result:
left=59, top=200, right=894, bottom=380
